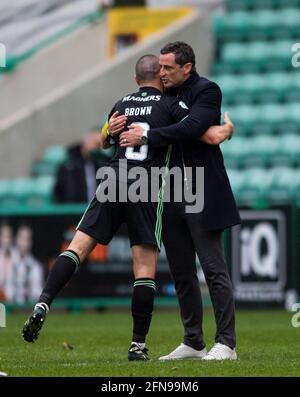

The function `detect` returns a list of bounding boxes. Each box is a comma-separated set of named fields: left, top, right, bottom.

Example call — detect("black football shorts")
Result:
left=76, top=181, right=163, bottom=248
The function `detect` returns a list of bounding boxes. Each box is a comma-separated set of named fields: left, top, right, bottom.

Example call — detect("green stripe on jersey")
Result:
left=155, top=144, right=172, bottom=249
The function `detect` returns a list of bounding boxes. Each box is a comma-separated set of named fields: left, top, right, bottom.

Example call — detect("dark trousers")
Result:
left=162, top=201, right=236, bottom=350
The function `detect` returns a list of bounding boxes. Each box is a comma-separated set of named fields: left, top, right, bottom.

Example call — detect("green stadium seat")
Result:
left=213, top=12, right=253, bottom=42
left=0, top=179, right=34, bottom=207
left=267, top=41, right=294, bottom=71
left=268, top=166, right=300, bottom=201
left=31, top=160, right=59, bottom=176
left=26, top=176, right=55, bottom=207
left=280, top=9, right=300, bottom=38
left=219, top=42, right=259, bottom=73
left=215, top=75, right=241, bottom=104
left=292, top=172, right=300, bottom=201
left=218, top=74, right=270, bottom=105
left=226, top=0, right=273, bottom=11
left=272, top=134, right=300, bottom=167
left=0, top=180, right=10, bottom=206
left=214, top=9, right=300, bottom=42
left=216, top=40, right=294, bottom=74
left=215, top=72, right=300, bottom=105
left=223, top=135, right=282, bottom=168
left=239, top=74, right=270, bottom=103
left=226, top=0, right=300, bottom=12
left=226, top=103, right=300, bottom=136
left=214, top=1, right=300, bottom=207
left=239, top=74, right=287, bottom=105
left=281, top=103, right=300, bottom=134
left=257, top=104, right=287, bottom=135
left=239, top=168, right=274, bottom=203
left=226, top=169, right=246, bottom=196
left=250, top=10, right=279, bottom=38
left=43, top=145, right=67, bottom=165
left=285, top=72, right=300, bottom=102
left=221, top=137, right=254, bottom=168
left=245, top=135, right=280, bottom=167
left=264, top=72, right=293, bottom=103
left=0, top=176, right=54, bottom=208
left=275, top=0, right=300, bottom=7
left=226, top=105, right=260, bottom=136
left=32, top=145, right=67, bottom=176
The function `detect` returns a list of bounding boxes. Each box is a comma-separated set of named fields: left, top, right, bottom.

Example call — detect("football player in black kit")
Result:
left=22, top=54, right=233, bottom=361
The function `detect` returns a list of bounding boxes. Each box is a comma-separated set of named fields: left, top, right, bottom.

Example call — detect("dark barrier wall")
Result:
left=227, top=206, right=299, bottom=309
left=0, top=205, right=174, bottom=304
left=0, top=204, right=299, bottom=307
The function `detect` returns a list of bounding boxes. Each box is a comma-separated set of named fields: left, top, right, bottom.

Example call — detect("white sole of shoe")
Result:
left=159, top=356, right=205, bottom=361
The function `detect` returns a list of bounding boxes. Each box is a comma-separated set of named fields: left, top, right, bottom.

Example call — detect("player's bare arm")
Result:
left=200, top=112, right=234, bottom=145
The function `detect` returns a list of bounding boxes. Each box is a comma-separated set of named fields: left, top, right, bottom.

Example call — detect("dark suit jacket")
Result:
left=147, top=72, right=241, bottom=230
left=54, top=145, right=97, bottom=203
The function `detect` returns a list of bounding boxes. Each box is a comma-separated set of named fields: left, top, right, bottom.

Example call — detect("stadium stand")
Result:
left=0, top=145, right=66, bottom=207
left=0, top=139, right=114, bottom=206
left=212, top=0, right=300, bottom=205
left=1, top=0, right=299, bottom=207
left=213, top=40, right=293, bottom=73
left=225, top=0, right=300, bottom=11
left=31, top=146, right=68, bottom=177
left=0, top=0, right=103, bottom=73
left=215, top=72, right=300, bottom=104
left=0, top=176, right=54, bottom=207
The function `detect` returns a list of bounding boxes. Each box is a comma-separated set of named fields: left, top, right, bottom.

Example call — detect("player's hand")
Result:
left=119, top=124, right=144, bottom=147
left=200, top=112, right=234, bottom=145
left=108, top=111, right=127, bottom=137
left=224, top=111, right=234, bottom=140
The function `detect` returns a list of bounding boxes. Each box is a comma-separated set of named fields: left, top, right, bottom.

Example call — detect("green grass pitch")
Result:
left=0, top=308, right=299, bottom=377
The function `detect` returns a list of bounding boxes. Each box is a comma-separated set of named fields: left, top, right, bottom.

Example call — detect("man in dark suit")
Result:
left=118, top=42, right=241, bottom=361
left=54, top=132, right=102, bottom=203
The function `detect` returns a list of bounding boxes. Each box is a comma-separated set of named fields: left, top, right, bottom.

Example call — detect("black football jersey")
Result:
left=108, top=86, right=189, bottom=172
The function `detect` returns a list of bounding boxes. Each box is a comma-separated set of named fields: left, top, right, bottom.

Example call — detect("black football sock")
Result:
left=38, top=250, right=80, bottom=308
left=131, top=278, right=156, bottom=344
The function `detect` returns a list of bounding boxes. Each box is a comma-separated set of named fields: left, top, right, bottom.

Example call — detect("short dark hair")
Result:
left=160, top=41, right=196, bottom=72
left=135, top=54, right=160, bottom=83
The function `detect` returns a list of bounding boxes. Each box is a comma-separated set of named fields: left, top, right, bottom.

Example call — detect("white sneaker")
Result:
left=159, top=343, right=207, bottom=361
left=202, top=343, right=237, bottom=361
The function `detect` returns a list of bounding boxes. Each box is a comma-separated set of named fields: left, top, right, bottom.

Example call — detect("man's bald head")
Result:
left=135, top=54, right=160, bottom=85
